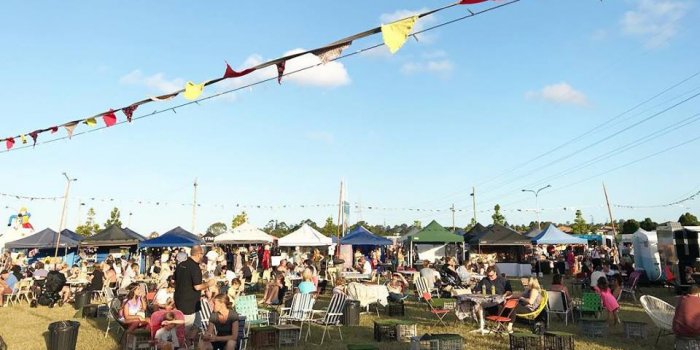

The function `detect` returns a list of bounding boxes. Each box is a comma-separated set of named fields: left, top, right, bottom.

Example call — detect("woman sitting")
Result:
left=120, top=285, right=149, bottom=333
left=200, top=294, right=240, bottom=350
left=86, top=264, right=105, bottom=294
left=515, top=277, right=543, bottom=314
left=152, top=279, right=175, bottom=312
left=386, top=273, right=409, bottom=302
left=332, top=277, right=347, bottom=295
left=549, top=274, right=571, bottom=307
left=261, top=273, right=285, bottom=305
left=298, top=268, right=316, bottom=295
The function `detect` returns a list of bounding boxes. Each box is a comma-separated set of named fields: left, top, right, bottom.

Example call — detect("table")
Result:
left=341, top=272, right=371, bottom=281
left=346, top=283, right=389, bottom=308
left=454, top=294, right=505, bottom=334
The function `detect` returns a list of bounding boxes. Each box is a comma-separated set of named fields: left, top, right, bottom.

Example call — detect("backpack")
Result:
left=45, top=271, right=66, bottom=294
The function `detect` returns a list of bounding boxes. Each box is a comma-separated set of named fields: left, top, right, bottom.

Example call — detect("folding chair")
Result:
left=307, top=293, right=347, bottom=344
left=619, top=271, right=641, bottom=302
left=547, top=290, right=572, bottom=325
left=16, top=278, right=34, bottom=304
left=279, top=293, right=315, bottom=338
left=485, top=298, right=518, bottom=337
left=578, top=292, right=602, bottom=319
left=421, top=292, right=452, bottom=326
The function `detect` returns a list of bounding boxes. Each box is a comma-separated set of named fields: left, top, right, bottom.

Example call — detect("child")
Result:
left=154, top=312, right=182, bottom=350
left=593, top=276, right=620, bottom=326
left=227, top=278, right=243, bottom=304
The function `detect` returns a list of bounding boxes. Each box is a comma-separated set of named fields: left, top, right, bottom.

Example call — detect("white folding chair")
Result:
left=547, top=290, right=572, bottom=325
left=307, top=293, right=347, bottom=344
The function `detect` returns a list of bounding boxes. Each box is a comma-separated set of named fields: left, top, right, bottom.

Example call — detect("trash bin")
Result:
left=342, top=300, right=360, bottom=326
left=73, top=291, right=90, bottom=310
left=48, top=320, right=80, bottom=350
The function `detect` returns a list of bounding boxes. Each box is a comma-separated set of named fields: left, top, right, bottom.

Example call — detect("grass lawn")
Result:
left=0, top=278, right=679, bottom=349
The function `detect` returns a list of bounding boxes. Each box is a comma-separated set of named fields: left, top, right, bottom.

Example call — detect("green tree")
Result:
left=639, top=217, right=658, bottom=231
left=76, top=207, right=100, bottom=237
left=622, top=219, right=640, bottom=235
left=104, top=207, right=122, bottom=228
left=679, top=212, right=700, bottom=226
left=206, top=222, right=227, bottom=236
left=413, top=220, right=422, bottom=229
left=464, top=218, right=477, bottom=232
left=572, top=210, right=589, bottom=234
left=231, top=211, right=248, bottom=228
left=491, top=204, right=506, bottom=225
left=321, top=217, right=338, bottom=236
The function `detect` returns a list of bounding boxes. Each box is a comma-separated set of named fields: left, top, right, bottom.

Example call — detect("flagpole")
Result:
left=335, top=180, right=343, bottom=258
left=55, top=173, right=77, bottom=258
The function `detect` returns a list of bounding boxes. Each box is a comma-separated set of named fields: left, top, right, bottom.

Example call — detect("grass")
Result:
left=0, top=278, right=679, bottom=350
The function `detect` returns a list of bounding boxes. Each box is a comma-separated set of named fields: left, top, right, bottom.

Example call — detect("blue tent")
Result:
left=531, top=224, right=588, bottom=245
left=5, top=228, right=81, bottom=249
left=139, top=226, right=202, bottom=248
left=340, top=226, right=392, bottom=246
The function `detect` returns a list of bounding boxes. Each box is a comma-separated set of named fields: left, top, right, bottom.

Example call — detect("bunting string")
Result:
left=0, top=0, right=518, bottom=154
left=613, top=188, right=700, bottom=209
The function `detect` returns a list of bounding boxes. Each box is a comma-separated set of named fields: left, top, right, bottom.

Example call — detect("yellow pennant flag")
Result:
left=20, top=134, right=27, bottom=144
left=381, top=16, right=418, bottom=54
left=85, top=118, right=97, bottom=127
left=184, top=81, right=204, bottom=100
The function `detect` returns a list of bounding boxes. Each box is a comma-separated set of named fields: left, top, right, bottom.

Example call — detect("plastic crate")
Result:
left=579, top=318, right=607, bottom=338
left=623, top=321, right=648, bottom=340
left=676, top=337, right=700, bottom=350
left=509, top=333, right=542, bottom=350
left=410, top=334, right=463, bottom=350
left=388, top=300, right=405, bottom=316
left=273, top=324, right=300, bottom=347
left=396, top=323, right=417, bottom=343
left=347, top=345, right=379, bottom=350
left=250, top=326, right=277, bottom=349
left=543, top=331, right=574, bottom=350
left=373, top=320, right=398, bottom=342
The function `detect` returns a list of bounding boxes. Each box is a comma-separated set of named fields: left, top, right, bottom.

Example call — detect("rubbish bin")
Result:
left=73, top=291, right=90, bottom=310
left=342, top=300, right=360, bottom=326
left=48, top=320, right=80, bottom=350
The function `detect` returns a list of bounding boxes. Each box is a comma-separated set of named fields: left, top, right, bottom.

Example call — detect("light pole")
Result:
left=55, top=173, right=77, bottom=257
left=521, top=184, right=551, bottom=230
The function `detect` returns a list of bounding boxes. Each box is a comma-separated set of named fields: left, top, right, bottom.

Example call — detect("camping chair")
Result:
left=149, top=309, right=187, bottom=349
left=235, top=295, right=270, bottom=349
left=547, top=290, right=572, bottom=326
left=279, top=293, right=315, bottom=339
left=16, top=278, right=34, bottom=304
left=516, top=290, right=549, bottom=334
left=421, top=291, right=453, bottom=326
left=306, top=292, right=347, bottom=344
left=485, top=298, right=519, bottom=337
left=578, top=292, right=602, bottom=319
left=2, top=280, right=23, bottom=307
left=416, top=276, right=439, bottom=298
left=104, top=298, right=122, bottom=338
left=640, top=295, right=675, bottom=345
left=619, top=271, right=641, bottom=302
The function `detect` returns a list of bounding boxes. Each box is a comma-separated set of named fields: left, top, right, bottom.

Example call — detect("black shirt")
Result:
left=476, top=276, right=512, bottom=296
left=242, top=266, right=252, bottom=282
left=209, top=309, right=240, bottom=337
left=174, top=258, right=203, bottom=314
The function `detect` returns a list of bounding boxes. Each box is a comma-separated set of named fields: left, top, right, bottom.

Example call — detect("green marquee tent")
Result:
left=409, top=220, right=463, bottom=244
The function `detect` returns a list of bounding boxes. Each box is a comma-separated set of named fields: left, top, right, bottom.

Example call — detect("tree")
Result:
left=622, top=219, right=640, bottom=235
left=321, top=217, right=338, bottom=236
left=491, top=204, right=506, bottom=225
left=464, top=218, right=477, bottom=232
left=679, top=212, right=700, bottom=226
left=206, top=222, right=227, bottom=236
left=413, top=220, right=422, bottom=229
left=104, top=207, right=122, bottom=228
left=76, top=207, right=100, bottom=237
left=640, top=217, right=658, bottom=231
left=231, top=211, right=248, bottom=228
left=572, top=210, right=589, bottom=234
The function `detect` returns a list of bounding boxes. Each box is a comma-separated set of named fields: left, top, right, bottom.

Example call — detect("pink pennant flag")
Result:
left=103, top=109, right=117, bottom=127
left=5, top=137, right=15, bottom=150
left=459, top=0, right=488, bottom=4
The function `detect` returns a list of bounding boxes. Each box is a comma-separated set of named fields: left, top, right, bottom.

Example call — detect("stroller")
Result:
left=149, top=310, right=187, bottom=349
left=36, top=270, right=66, bottom=308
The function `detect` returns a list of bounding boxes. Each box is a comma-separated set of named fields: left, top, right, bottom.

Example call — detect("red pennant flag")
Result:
left=103, top=109, right=117, bottom=127
left=29, top=131, right=39, bottom=147
left=459, top=0, right=488, bottom=4
left=223, top=62, right=256, bottom=78
left=50, top=126, right=58, bottom=134
left=5, top=138, right=15, bottom=150
left=122, top=104, right=138, bottom=122
left=276, top=61, right=286, bottom=84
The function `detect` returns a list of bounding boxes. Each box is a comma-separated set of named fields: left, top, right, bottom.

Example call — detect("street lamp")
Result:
left=521, top=184, right=551, bottom=230
left=55, top=173, right=77, bottom=257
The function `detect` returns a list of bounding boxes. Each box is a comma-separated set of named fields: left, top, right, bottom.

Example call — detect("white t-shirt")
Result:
left=590, top=271, right=606, bottom=286
left=154, top=288, right=173, bottom=305
left=456, top=266, right=471, bottom=282
left=420, top=268, right=441, bottom=289
left=225, top=270, right=236, bottom=282
left=361, top=261, right=372, bottom=275
left=206, top=250, right=219, bottom=263
left=155, top=327, right=179, bottom=347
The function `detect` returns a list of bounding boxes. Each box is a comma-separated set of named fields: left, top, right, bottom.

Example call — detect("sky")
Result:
left=0, top=0, right=699, bottom=236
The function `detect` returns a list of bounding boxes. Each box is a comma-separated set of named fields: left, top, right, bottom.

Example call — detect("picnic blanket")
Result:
left=346, top=282, right=389, bottom=307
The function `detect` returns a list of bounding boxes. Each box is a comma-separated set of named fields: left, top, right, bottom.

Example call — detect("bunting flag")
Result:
left=313, top=42, right=352, bottom=64
left=5, top=138, right=14, bottom=150
left=84, top=118, right=97, bottom=127
left=223, top=63, right=256, bottom=78
left=50, top=126, right=58, bottom=134
left=29, top=131, right=39, bottom=147
left=276, top=61, right=286, bottom=84
left=459, top=0, right=489, bottom=4
left=103, top=109, right=117, bottom=127
left=150, top=92, right=179, bottom=102
left=184, top=82, right=205, bottom=100
left=381, top=16, right=418, bottom=54
left=122, top=104, right=138, bottom=122
left=64, top=121, right=79, bottom=139
left=20, top=134, right=27, bottom=144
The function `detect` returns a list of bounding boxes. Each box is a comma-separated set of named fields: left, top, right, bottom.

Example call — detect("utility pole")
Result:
left=192, top=178, right=198, bottom=234
left=450, top=203, right=456, bottom=232
left=55, top=173, right=77, bottom=257
left=603, top=182, right=617, bottom=236
left=522, top=184, right=551, bottom=230
left=335, top=180, right=343, bottom=258
left=471, top=187, right=477, bottom=223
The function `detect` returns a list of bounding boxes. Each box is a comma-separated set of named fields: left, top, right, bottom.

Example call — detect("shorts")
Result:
left=183, top=312, right=202, bottom=333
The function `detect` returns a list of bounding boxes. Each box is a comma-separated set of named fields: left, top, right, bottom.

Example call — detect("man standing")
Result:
left=174, top=245, right=215, bottom=338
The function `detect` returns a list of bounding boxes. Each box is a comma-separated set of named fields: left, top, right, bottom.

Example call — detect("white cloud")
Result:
left=526, top=82, right=589, bottom=106
left=304, top=131, right=334, bottom=144
left=119, top=70, right=184, bottom=93
left=620, top=0, right=690, bottom=48
left=400, top=59, right=454, bottom=77
left=380, top=8, right=438, bottom=43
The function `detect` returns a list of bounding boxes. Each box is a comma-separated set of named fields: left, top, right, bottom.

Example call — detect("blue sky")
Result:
left=0, top=0, right=699, bottom=235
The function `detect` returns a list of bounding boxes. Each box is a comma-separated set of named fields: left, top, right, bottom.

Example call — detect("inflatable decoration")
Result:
left=8, top=207, right=34, bottom=230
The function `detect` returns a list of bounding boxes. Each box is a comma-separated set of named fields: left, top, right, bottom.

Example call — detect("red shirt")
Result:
left=673, top=295, right=700, bottom=337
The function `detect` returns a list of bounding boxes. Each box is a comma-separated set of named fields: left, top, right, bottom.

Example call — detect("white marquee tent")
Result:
left=278, top=223, right=332, bottom=247
left=214, top=222, right=276, bottom=244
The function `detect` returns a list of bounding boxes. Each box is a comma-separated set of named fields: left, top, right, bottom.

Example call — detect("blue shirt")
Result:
left=5, top=274, right=18, bottom=291
left=298, top=281, right=316, bottom=294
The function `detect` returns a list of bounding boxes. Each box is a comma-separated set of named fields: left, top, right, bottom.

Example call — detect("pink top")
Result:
left=593, top=286, right=619, bottom=312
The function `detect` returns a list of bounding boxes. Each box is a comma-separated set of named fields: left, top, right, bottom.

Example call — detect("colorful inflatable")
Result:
left=8, top=207, right=34, bottom=230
